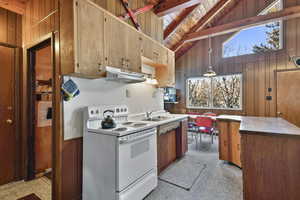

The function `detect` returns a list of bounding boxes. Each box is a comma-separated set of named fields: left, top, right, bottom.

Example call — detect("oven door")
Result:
left=117, top=128, right=157, bottom=192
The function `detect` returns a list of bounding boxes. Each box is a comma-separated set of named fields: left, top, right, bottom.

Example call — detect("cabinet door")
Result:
left=75, top=0, right=105, bottom=75
left=126, top=30, right=142, bottom=72
left=152, top=42, right=168, bottom=65
left=167, top=130, right=177, bottom=164
left=176, top=119, right=188, bottom=158
left=230, top=122, right=242, bottom=167
left=157, top=130, right=177, bottom=174
left=158, top=132, right=168, bottom=174
left=168, top=50, right=175, bottom=87
left=181, top=120, right=188, bottom=154
left=141, top=35, right=153, bottom=60
left=104, top=13, right=128, bottom=69
left=217, top=121, right=230, bottom=161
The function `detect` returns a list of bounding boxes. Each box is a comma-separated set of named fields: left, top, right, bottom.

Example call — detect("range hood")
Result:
left=105, top=66, right=147, bottom=83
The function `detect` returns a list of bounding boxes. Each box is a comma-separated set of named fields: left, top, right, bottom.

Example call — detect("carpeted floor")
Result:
left=0, top=177, right=51, bottom=200
left=145, top=133, right=243, bottom=200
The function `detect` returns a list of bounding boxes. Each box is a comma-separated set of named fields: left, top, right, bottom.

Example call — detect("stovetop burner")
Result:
left=132, top=123, right=147, bottom=128
left=114, top=127, right=128, bottom=132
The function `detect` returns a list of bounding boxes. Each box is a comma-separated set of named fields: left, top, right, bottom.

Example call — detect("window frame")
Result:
left=222, top=0, right=283, bottom=58
left=186, top=74, right=243, bottom=111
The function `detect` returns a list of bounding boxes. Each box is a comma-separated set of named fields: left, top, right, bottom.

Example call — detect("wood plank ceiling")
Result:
left=157, top=0, right=239, bottom=59
left=0, top=0, right=27, bottom=15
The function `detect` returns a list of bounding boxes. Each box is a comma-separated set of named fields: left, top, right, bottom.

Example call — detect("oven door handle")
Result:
left=119, top=131, right=155, bottom=144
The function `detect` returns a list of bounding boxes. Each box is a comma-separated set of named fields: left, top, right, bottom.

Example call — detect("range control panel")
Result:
left=87, top=105, right=129, bottom=119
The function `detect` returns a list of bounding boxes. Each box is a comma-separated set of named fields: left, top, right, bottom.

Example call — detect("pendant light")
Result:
left=203, top=35, right=217, bottom=77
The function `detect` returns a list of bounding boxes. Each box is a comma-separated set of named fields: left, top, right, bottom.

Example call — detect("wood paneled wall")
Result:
left=22, top=0, right=59, bottom=46
left=172, top=0, right=300, bottom=117
left=0, top=7, right=22, bottom=47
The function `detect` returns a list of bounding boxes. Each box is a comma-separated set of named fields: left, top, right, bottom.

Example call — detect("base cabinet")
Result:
left=241, top=133, right=300, bottom=200
left=157, top=119, right=188, bottom=174
left=157, top=130, right=176, bottom=174
left=217, top=120, right=242, bottom=168
left=176, top=119, right=188, bottom=158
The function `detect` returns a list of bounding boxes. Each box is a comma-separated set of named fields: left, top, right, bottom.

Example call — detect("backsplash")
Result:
left=63, top=77, right=164, bottom=140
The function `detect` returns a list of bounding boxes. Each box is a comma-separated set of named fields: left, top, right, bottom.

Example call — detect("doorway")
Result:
left=0, top=45, right=19, bottom=186
left=27, top=39, right=53, bottom=181
left=276, top=69, right=300, bottom=127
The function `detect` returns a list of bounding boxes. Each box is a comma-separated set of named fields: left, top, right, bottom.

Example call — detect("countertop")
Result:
left=129, top=113, right=188, bottom=128
left=217, top=115, right=300, bottom=136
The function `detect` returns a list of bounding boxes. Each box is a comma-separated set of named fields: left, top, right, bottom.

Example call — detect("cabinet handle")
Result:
left=121, top=58, right=125, bottom=67
left=237, top=144, right=240, bottom=151
left=224, top=141, right=227, bottom=146
left=6, top=119, right=13, bottom=124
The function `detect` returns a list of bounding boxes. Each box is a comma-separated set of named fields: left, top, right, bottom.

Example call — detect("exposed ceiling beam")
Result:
left=164, top=4, right=198, bottom=39
left=119, top=4, right=154, bottom=20
left=0, top=0, right=26, bottom=15
left=171, top=0, right=233, bottom=52
left=155, top=0, right=203, bottom=17
left=184, top=5, right=300, bottom=43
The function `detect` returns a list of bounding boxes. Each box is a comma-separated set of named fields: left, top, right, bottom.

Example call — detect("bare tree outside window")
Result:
left=186, top=74, right=242, bottom=110
left=187, top=78, right=211, bottom=108
left=212, top=75, right=242, bottom=109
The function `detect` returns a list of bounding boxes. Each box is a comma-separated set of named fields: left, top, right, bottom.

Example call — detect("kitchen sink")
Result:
left=142, top=116, right=171, bottom=122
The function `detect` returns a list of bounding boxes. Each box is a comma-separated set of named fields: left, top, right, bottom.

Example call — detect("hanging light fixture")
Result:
left=203, top=35, right=217, bottom=77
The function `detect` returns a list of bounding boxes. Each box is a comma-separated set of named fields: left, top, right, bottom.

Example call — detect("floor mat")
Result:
left=17, top=193, right=41, bottom=200
left=159, top=155, right=207, bottom=191
left=0, top=177, right=51, bottom=200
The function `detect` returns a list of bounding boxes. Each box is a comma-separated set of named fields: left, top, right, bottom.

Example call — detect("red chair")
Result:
left=194, top=116, right=215, bottom=146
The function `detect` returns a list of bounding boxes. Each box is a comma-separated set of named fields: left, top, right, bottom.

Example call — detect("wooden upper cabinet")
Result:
left=75, top=0, right=106, bottom=77
left=104, top=12, right=128, bottom=70
left=168, top=50, right=175, bottom=87
left=73, top=0, right=175, bottom=84
left=125, top=30, right=143, bottom=73
left=155, top=49, right=175, bottom=87
left=141, top=35, right=154, bottom=60
left=152, top=42, right=168, bottom=65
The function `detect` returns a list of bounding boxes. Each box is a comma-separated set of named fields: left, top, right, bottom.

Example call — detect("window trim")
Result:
left=186, top=74, right=243, bottom=110
left=222, top=0, right=283, bottom=58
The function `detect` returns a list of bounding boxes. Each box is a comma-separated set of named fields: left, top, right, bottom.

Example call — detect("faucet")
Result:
left=146, top=111, right=154, bottom=119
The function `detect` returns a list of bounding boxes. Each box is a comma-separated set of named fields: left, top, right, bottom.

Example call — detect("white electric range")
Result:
left=83, top=105, right=158, bottom=200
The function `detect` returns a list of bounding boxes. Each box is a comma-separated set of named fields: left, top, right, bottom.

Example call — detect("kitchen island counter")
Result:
left=217, top=115, right=300, bottom=200
left=217, top=115, right=300, bottom=136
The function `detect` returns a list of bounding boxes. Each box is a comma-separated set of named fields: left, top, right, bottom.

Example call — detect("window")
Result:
left=223, top=0, right=283, bottom=58
left=186, top=74, right=243, bottom=110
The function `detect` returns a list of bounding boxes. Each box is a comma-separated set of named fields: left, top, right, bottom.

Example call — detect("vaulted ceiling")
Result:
left=152, top=0, right=239, bottom=59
